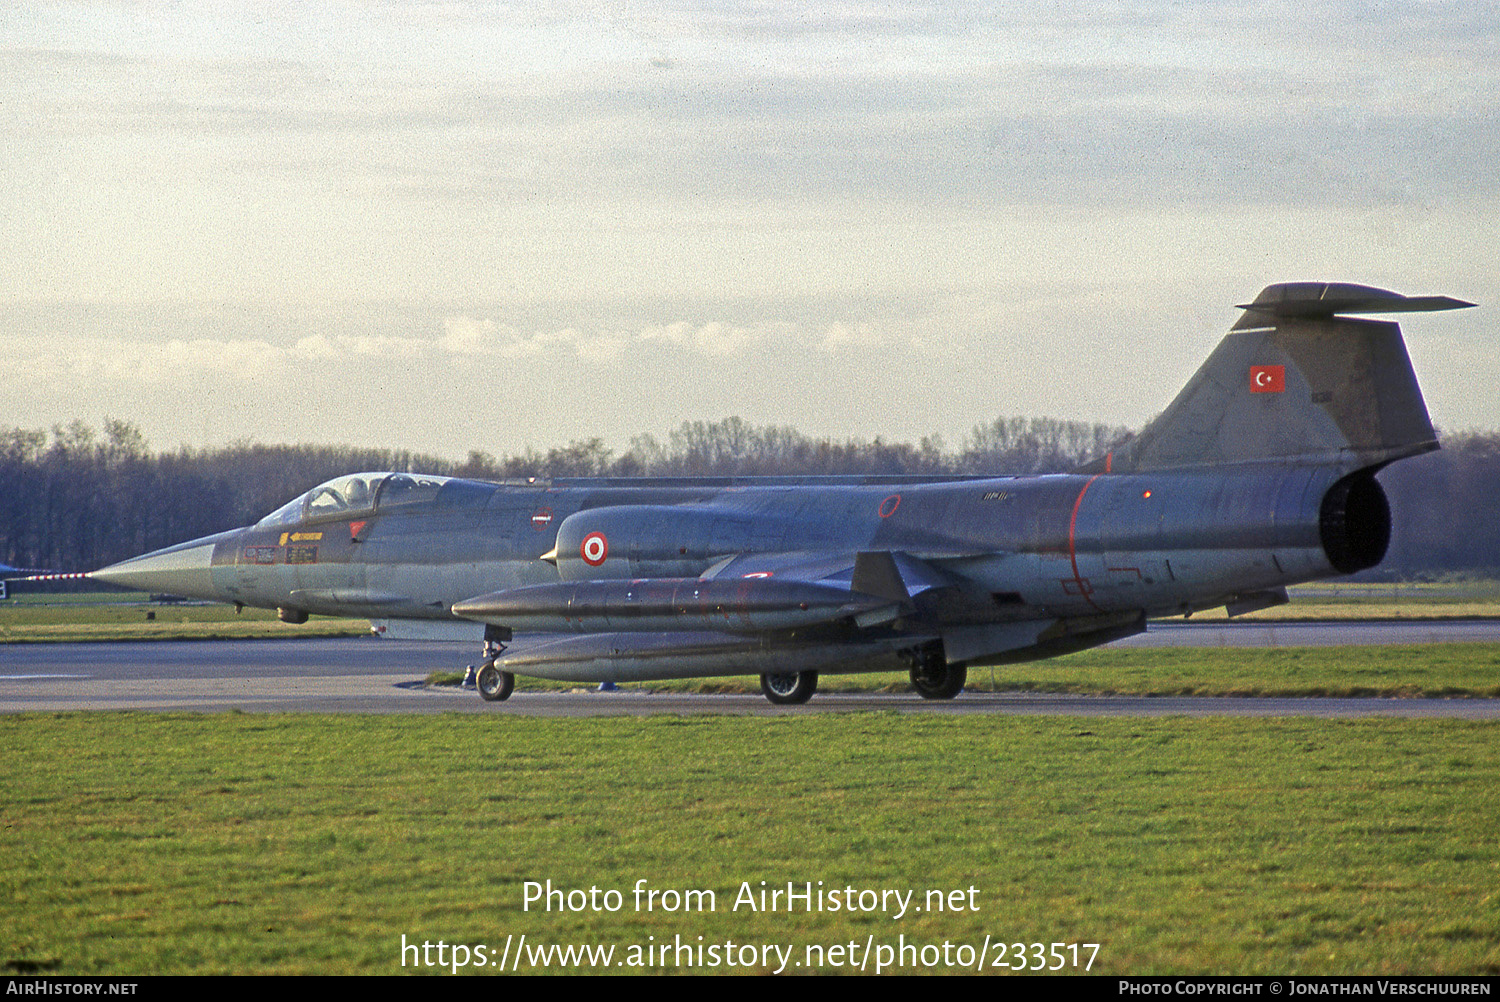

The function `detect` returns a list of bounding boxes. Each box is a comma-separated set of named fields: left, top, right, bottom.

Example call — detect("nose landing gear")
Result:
left=475, top=626, right=514, bottom=702
left=476, top=662, right=515, bottom=702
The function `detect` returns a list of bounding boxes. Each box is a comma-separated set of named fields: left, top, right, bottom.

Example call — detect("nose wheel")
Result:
left=476, top=661, right=514, bottom=701
left=475, top=627, right=514, bottom=702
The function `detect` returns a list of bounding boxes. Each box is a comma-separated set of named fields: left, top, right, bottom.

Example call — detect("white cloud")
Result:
left=0, top=308, right=923, bottom=403
left=639, top=321, right=761, bottom=356
left=816, top=321, right=882, bottom=353
left=440, top=316, right=498, bottom=355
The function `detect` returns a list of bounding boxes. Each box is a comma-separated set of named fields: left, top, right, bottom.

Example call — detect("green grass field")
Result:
left=4, top=589, right=1498, bottom=975
left=2, top=712, right=1498, bottom=975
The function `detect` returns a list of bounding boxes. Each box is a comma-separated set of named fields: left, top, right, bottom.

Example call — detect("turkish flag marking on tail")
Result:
left=1250, top=365, right=1285, bottom=393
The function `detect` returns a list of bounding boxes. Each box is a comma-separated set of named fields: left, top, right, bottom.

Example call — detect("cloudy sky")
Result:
left=2, top=1, right=1495, bottom=459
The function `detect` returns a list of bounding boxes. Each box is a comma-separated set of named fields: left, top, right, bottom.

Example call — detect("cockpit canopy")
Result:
left=255, top=472, right=455, bottom=527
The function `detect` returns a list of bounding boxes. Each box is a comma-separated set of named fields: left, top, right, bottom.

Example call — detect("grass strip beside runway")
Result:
left=2, top=712, right=1497, bottom=975
left=0, top=597, right=365, bottom=642
left=430, top=643, right=1500, bottom=699
left=964, top=643, right=1500, bottom=698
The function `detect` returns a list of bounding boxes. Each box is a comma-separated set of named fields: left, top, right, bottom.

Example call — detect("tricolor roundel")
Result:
left=1250, top=365, right=1285, bottom=393
left=580, top=531, right=609, bottom=566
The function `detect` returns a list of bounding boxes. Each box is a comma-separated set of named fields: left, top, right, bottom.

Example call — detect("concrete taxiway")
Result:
left=1, top=620, right=1497, bottom=716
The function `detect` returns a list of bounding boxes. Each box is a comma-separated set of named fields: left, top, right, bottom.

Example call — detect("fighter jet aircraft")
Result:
left=90, top=282, right=1472, bottom=704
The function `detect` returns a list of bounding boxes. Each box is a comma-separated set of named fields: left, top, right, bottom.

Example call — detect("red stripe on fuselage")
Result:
left=1068, top=475, right=1102, bottom=610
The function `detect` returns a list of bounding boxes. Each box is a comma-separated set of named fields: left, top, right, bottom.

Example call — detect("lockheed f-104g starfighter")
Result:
left=90, top=282, right=1472, bottom=704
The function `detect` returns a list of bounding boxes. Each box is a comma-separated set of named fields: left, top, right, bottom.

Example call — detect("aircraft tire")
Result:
left=476, top=663, right=515, bottom=702
left=910, top=661, right=967, bottom=699
left=760, top=671, right=818, bottom=705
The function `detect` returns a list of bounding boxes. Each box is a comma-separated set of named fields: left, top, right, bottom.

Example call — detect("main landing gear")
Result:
left=760, top=671, right=818, bottom=705
left=909, top=646, right=967, bottom=699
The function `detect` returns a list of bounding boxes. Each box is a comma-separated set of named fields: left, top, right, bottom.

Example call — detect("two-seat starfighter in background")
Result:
left=91, top=282, right=1472, bottom=704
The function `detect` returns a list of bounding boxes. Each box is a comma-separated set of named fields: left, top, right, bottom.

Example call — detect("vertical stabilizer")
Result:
left=1086, top=283, right=1472, bottom=475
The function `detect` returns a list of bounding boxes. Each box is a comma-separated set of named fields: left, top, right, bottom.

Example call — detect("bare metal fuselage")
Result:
left=94, top=463, right=1368, bottom=675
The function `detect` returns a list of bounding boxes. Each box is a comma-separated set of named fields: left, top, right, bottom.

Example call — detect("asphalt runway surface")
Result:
left=3, top=619, right=1498, bottom=716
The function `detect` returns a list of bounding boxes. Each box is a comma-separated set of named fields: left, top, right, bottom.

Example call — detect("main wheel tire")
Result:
left=760, top=671, right=818, bottom=705
left=476, top=663, right=515, bottom=702
left=910, top=660, right=966, bottom=699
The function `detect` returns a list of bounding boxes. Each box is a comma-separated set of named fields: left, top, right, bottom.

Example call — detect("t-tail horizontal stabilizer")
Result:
left=1086, top=283, right=1473, bottom=476
left=1234, top=283, right=1474, bottom=319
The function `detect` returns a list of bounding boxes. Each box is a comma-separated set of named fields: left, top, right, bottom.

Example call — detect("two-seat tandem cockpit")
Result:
left=254, top=472, right=453, bottom=527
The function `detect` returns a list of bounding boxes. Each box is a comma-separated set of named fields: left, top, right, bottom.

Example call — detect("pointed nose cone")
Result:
left=90, top=529, right=240, bottom=600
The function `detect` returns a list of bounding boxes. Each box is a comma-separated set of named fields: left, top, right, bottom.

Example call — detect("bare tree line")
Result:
left=447, top=415, right=1128, bottom=480
left=1, top=417, right=1493, bottom=578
